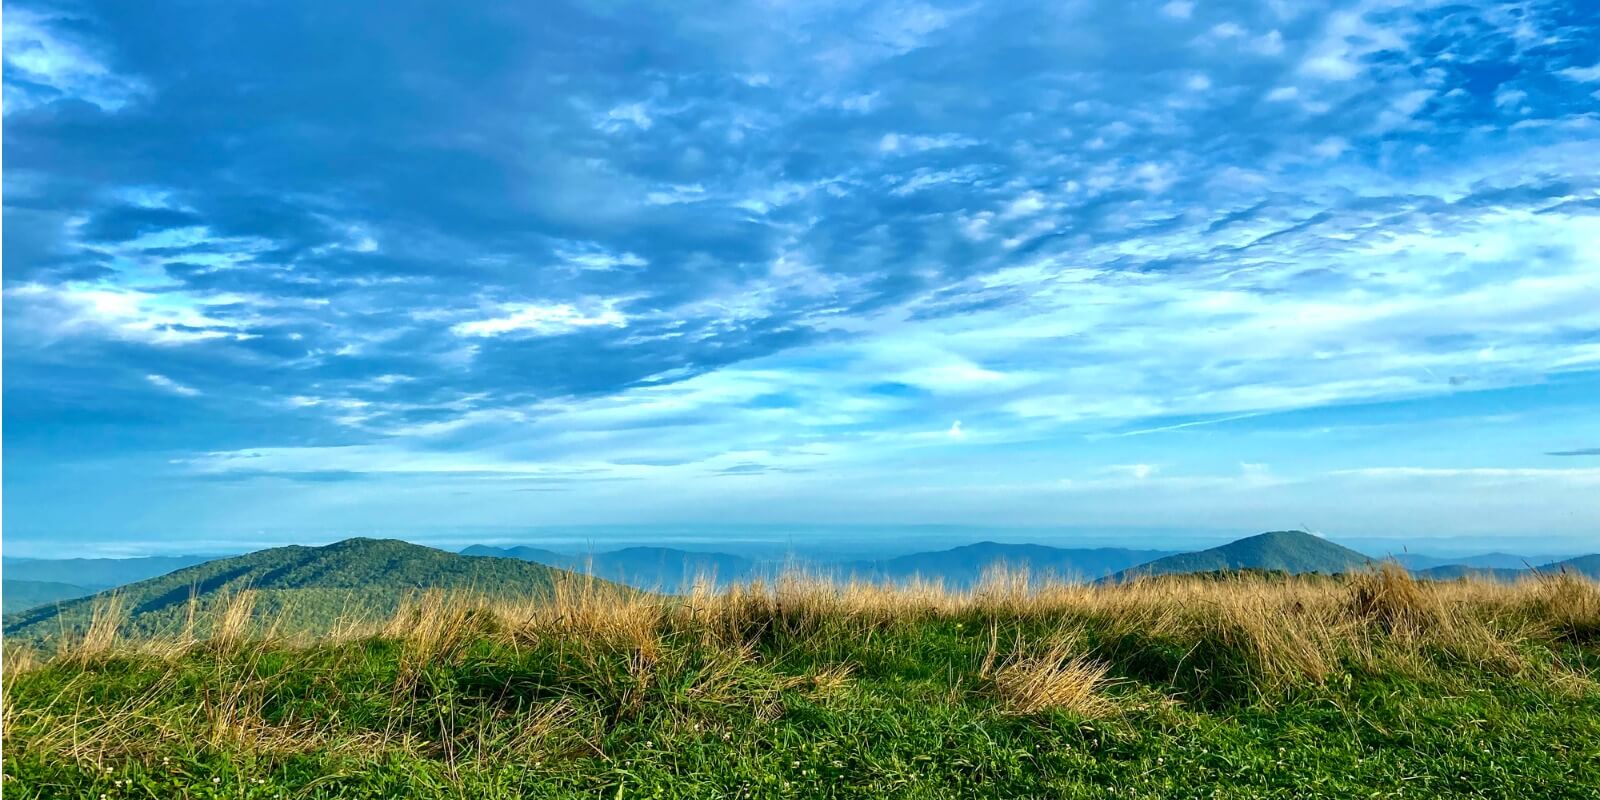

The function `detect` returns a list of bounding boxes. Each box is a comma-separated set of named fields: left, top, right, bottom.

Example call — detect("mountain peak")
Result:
left=1108, top=530, right=1368, bottom=581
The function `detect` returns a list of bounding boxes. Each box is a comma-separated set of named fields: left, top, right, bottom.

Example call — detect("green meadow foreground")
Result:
left=5, top=569, right=1600, bottom=799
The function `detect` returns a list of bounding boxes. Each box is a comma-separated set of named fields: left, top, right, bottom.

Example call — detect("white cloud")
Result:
left=1311, top=136, right=1349, bottom=158
left=1001, top=191, right=1047, bottom=219
left=146, top=374, right=200, bottom=397
left=1252, top=30, right=1285, bottom=56
left=7, top=283, right=257, bottom=344
left=1558, top=64, right=1600, bottom=83
left=643, top=184, right=706, bottom=206
left=947, top=420, right=965, bottom=439
left=597, top=102, right=652, bottom=133
left=879, top=132, right=977, bottom=154
left=451, top=300, right=628, bottom=337
left=2, top=9, right=148, bottom=114
left=1161, top=1, right=1195, bottom=20
left=556, top=243, right=648, bottom=270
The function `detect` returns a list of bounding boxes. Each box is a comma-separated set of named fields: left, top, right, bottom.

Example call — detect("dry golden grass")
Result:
left=16, top=564, right=1598, bottom=754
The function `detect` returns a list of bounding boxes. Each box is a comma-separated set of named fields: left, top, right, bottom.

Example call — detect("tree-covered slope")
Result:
left=1109, top=531, right=1371, bottom=581
left=3, top=538, right=605, bottom=646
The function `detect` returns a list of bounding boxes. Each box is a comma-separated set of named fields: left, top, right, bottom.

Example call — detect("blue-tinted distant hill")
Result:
left=3, top=554, right=217, bottom=587
left=464, top=545, right=758, bottom=592
left=460, top=544, right=568, bottom=564
left=1550, top=554, right=1600, bottom=578
left=2, top=580, right=105, bottom=615
left=1108, top=531, right=1371, bottom=581
left=1412, top=565, right=1530, bottom=581
left=839, top=542, right=1173, bottom=587
left=1411, top=554, right=1599, bottom=582
left=464, top=541, right=1174, bottom=590
left=1389, top=552, right=1567, bottom=571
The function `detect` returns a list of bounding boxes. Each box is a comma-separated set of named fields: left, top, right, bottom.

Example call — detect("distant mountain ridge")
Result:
left=3, top=580, right=105, bottom=615
left=3, top=554, right=217, bottom=586
left=4, top=538, right=610, bottom=646
left=1107, top=531, right=1372, bottom=581
left=463, top=545, right=758, bottom=592
left=1406, top=554, right=1600, bottom=582
left=839, top=542, right=1174, bottom=587
left=465, top=541, right=1174, bottom=591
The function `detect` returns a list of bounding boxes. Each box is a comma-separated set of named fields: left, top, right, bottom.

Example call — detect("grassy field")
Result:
left=4, top=567, right=1600, bottom=799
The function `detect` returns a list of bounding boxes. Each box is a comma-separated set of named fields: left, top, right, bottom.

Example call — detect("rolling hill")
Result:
left=1108, top=530, right=1371, bottom=581
left=4, top=538, right=610, bottom=647
left=464, top=545, right=760, bottom=592
left=1411, top=554, right=1600, bottom=582
left=839, top=542, right=1174, bottom=587
left=1411, top=565, right=1530, bottom=581
left=1551, top=554, right=1600, bottom=578
left=2, top=580, right=105, bottom=615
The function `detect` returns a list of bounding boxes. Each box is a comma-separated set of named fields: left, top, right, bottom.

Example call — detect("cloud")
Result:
left=947, top=420, right=965, bottom=439
left=7, top=283, right=259, bottom=345
left=1546, top=448, right=1600, bottom=457
left=450, top=301, right=628, bottom=338
left=1558, top=64, right=1600, bottom=83
left=2, top=8, right=148, bottom=113
left=146, top=374, right=201, bottom=397
left=5, top=0, right=1600, bottom=546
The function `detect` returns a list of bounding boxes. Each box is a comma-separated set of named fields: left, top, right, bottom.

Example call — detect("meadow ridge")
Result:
left=4, top=566, right=1599, bottom=798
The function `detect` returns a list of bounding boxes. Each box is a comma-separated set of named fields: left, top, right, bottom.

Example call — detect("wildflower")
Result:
left=212, top=777, right=221, bottom=784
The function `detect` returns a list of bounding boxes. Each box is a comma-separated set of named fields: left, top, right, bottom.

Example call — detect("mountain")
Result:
left=1548, top=554, right=1600, bottom=579
left=3, top=580, right=105, bottom=615
left=1389, top=552, right=1558, bottom=571
left=3, top=554, right=217, bottom=587
left=1108, top=531, right=1371, bottom=582
left=839, top=542, right=1174, bottom=587
left=4, top=538, right=608, bottom=647
left=460, top=544, right=567, bottom=563
left=464, top=545, right=758, bottom=592
left=1395, top=553, right=1599, bottom=582
left=1411, top=565, right=1529, bottom=582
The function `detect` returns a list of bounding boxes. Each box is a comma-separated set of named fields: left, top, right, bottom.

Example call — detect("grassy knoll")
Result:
left=4, top=568, right=1600, bottom=798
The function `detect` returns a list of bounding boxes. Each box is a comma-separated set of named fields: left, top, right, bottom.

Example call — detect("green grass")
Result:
left=7, top=584, right=1600, bottom=800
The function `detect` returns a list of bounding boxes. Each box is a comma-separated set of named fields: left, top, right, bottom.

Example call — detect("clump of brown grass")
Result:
left=209, top=589, right=261, bottom=654
left=987, top=631, right=1112, bottom=717
left=1348, top=564, right=1438, bottom=633
left=59, top=594, right=126, bottom=666
left=1524, top=570, right=1600, bottom=642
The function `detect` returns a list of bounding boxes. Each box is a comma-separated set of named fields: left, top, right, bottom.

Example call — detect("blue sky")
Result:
left=4, top=0, right=1600, bottom=557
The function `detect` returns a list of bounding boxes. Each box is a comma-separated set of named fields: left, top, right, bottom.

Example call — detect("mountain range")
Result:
left=3, top=580, right=104, bottom=615
left=3, top=554, right=216, bottom=586
left=1106, top=531, right=1372, bottom=581
left=7, top=534, right=1597, bottom=629
left=462, top=544, right=758, bottom=592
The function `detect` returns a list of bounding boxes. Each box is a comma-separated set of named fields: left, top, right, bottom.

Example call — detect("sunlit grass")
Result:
left=5, top=568, right=1599, bottom=798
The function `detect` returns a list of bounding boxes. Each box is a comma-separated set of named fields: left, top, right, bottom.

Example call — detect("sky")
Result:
left=4, top=0, right=1600, bottom=557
